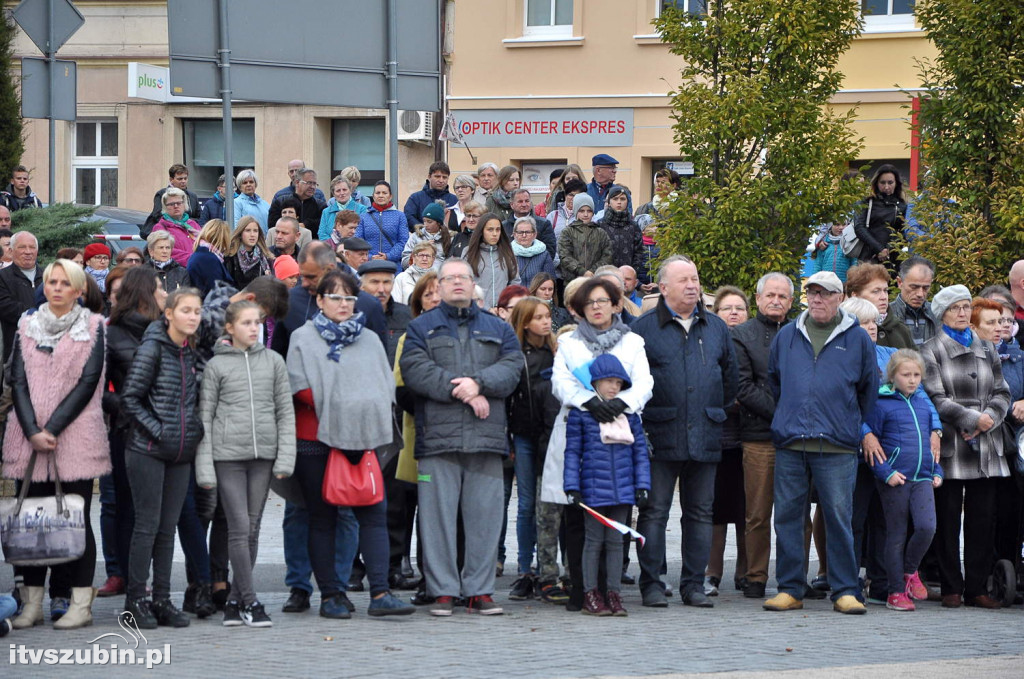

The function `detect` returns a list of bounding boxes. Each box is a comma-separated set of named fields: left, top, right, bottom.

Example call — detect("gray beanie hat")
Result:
left=572, top=194, right=595, bottom=221
left=931, top=284, right=972, bottom=322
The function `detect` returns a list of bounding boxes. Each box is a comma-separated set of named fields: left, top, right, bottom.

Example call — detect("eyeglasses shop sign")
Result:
left=453, top=108, right=633, bottom=148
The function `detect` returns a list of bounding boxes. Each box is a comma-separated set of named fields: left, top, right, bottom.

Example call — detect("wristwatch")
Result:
left=932, top=429, right=943, bottom=439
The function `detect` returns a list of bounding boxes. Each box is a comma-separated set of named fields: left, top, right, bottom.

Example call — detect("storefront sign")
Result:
left=127, top=63, right=217, bottom=103
left=453, top=108, right=633, bottom=148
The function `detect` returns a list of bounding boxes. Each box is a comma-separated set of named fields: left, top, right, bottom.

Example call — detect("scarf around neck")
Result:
left=26, top=303, right=90, bottom=349
left=491, top=188, right=512, bottom=208
left=575, top=315, right=630, bottom=355
left=237, top=245, right=269, bottom=274
left=602, top=209, right=632, bottom=230
left=373, top=201, right=394, bottom=211
left=942, top=324, right=973, bottom=348
left=313, top=310, right=365, bottom=362
left=512, top=240, right=547, bottom=257
left=199, top=240, right=224, bottom=262
left=161, top=212, right=194, bottom=229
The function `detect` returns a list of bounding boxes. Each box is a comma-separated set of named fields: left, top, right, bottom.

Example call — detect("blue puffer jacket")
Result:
left=356, top=205, right=409, bottom=266
left=403, top=181, right=457, bottom=230
left=563, top=407, right=650, bottom=507
left=865, top=385, right=944, bottom=483
left=768, top=310, right=878, bottom=451
left=199, top=192, right=225, bottom=225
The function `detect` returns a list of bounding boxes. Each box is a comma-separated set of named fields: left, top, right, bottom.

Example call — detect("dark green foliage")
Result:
left=11, top=203, right=106, bottom=264
left=901, top=0, right=1024, bottom=290
left=0, top=15, right=24, bottom=186
left=652, top=0, right=864, bottom=292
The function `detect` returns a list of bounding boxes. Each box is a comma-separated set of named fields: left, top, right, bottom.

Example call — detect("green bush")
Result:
left=10, top=203, right=108, bottom=264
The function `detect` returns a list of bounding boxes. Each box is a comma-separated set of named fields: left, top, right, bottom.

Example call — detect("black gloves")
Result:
left=584, top=396, right=627, bottom=423
left=634, top=489, right=649, bottom=509
left=566, top=491, right=582, bottom=506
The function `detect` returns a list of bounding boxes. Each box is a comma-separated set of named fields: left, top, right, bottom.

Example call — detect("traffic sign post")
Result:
left=12, top=0, right=84, bottom=204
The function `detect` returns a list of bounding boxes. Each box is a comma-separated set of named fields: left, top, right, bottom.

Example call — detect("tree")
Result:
left=0, top=14, right=24, bottom=186
left=899, top=0, right=1024, bottom=291
left=652, top=0, right=864, bottom=291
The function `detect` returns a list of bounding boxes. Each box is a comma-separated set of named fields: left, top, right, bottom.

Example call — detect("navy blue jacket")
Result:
left=269, top=282, right=385, bottom=358
left=186, top=246, right=233, bottom=299
left=563, top=409, right=650, bottom=507
left=630, top=297, right=739, bottom=462
left=865, top=385, right=944, bottom=483
left=768, top=310, right=878, bottom=451
left=198, top=192, right=226, bottom=225
left=403, top=181, right=457, bottom=230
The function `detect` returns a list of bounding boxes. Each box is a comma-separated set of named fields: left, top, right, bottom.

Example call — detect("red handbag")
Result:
left=322, top=449, right=384, bottom=507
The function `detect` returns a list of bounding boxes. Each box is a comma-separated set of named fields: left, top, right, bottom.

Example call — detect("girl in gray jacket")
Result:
left=197, top=300, right=296, bottom=628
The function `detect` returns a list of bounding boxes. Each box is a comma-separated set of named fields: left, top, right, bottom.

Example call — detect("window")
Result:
left=659, top=0, right=707, bottom=16
left=183, top=119, right=255, bottom=196
left=332, top=119, right=386, bottom=196
left=72, top=121, right=118, bottom=206
left=862, top=0, right=916, bottom=31
left=524, top=0, right=573, bottom=38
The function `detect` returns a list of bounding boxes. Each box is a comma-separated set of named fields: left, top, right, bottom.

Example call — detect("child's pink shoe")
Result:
left=887, top=592, right=916, bottom=611
left=904, top=572, right=928, bottom=601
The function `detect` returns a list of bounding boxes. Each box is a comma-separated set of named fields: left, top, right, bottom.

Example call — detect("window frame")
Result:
left=523, top=0, right=573, bottom=38
left=861, top=0, right=917, bottom=33
left=657, top=0, right=706, bottom=18
left=71, top=119, right=118, bottom=206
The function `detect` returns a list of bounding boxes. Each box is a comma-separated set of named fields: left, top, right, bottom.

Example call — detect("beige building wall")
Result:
left=445, top=0, right=937, bottom=204
left=8, top=1, right=435, bottom=210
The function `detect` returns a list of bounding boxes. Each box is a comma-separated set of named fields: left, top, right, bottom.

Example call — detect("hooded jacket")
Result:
left=1, top=184, right=43, bottom=211
left=556, top=220, right=612, bottom=281
left=769, top=310, right=878, bottom=452
left=403, top=181, right=458, bottom=230
left=196, top=338, right=296, bottom=488
left=865, top=384, right=944, bottom=484
left=103, top=310, right=151, bottom=429
left=472, top=244, right=521, bottom=310
left=399, top=300, right=523, bottom=458
left=198, top=191, right=226, bottom=225
left=120, top=320, right=204, bottom=463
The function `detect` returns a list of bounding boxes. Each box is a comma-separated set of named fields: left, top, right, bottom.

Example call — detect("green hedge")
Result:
left=10, top=203, right=108, bottom=265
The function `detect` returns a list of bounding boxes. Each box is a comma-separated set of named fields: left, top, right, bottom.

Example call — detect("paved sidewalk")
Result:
left=3, top=491, right=1021, bottom=678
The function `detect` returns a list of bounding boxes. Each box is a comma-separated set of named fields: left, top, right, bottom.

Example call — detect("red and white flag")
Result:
left=579, top=503, right=646, bottom=549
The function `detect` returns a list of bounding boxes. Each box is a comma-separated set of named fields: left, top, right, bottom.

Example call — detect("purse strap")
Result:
left=370, top=210, right=394, bottom=249
left=14, top=449, right=68, bottom=518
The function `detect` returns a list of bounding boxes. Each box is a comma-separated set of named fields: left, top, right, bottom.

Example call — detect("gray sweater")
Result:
left=473, top=244, right=520, bottom=309
left=196, top=338, right=296, bottom=488
left=287, top=320, right=396, bottom=451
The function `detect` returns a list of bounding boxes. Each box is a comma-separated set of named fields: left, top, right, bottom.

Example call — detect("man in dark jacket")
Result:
left=403, top=161, right=457, bottom=230
left=358, top=260, right=409, bottom=368
left=891, top=255, right=939, bottom=346
left=631, top=255, right=738, bottom=609
left=400, top=258, right=523, bottom=616
left=731, top=272, right=793, bottom=599
left=0, top=231, right=43, bottom=361
left=502, top=189, right=556, bottom=259
left=141, top=164, right=201, bottom=238
left=763, top=271, right=877, bottom=616
left=267, top=168, right=326, bottom=235
left=1, top=166, right=44, bottom=211
left=273, top=159, right=327, bottom=204
left=587, top=154, right=632, bottom=214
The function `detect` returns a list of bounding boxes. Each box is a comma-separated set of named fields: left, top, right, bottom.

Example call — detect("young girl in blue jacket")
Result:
left=865, top=350, right=943, bottom=612
left=563, top=353, right=650, bottom=617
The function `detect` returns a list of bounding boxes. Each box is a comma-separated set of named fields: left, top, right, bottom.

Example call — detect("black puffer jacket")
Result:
left=102, top=311, right=151, bottom=429
left=144, top=258, right=192, bottom=294
left=507, top=341, right=559, bottom=463
left=120, top=320, right=203, bottom=463
left=852, top=194, right=907, bottom=261
left=732, top=312, right=789, bottom=442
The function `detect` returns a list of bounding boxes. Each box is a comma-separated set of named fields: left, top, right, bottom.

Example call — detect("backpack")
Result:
left=840, top=199, right=872, bottom=259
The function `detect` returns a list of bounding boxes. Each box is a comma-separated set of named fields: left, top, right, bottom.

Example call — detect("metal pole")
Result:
left=386, top=0, right=399, bottom=201
left=47, top=0, right=55, bottom=204
left=218, top=0, right=234, bottom=225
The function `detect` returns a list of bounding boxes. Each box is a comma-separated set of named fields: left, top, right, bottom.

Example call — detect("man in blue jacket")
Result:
left=631, top=255, right=738, bottom=609
left=403, top=161, right=458, bottom=230
left=587, top=154, right=632, bottom=215
left=763, top=270, right=877, bottom=616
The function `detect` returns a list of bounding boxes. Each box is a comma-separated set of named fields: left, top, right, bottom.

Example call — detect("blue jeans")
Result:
left=177, top=473, right=211, bottom=584
left=774, top=450, right=858, bottom=600
left=637, top=459, right=716, bottom=596
left=282, top=501, right=358, bottom=593
left=0, top=594, right=17, bottom=621
left=512, top=435, right=538, bottom=575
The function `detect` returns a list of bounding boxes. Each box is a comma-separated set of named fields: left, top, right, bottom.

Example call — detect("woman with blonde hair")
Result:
left=225, top=216, right=273, bottom=289
left=392, top=242, right=439, bottom=305
left=186, top=219, right=233, bottom=298
left=485, top=165, right=521, bottom=223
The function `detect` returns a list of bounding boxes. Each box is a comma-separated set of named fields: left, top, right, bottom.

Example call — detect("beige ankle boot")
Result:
left=53, top=587, right=96, bottom=630
left=12, top=586, right=44, bottom=629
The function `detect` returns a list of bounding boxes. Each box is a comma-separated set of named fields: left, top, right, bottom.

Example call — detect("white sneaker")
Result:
left=703, top=576, right=720, bottom=596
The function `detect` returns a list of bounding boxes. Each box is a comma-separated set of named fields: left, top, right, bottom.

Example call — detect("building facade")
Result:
left=444, top=0, right=934, bottom=204
left=8, top=0, right=437, bottom=210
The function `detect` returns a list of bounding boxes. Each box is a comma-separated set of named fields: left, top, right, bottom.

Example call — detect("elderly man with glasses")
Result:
left=268, top=167, right=326, bottom=235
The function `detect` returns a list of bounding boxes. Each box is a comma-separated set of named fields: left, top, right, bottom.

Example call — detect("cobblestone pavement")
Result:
left=4, top=491, right=1021, bottom=677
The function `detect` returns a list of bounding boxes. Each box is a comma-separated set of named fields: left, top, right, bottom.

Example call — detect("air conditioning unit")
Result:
left=397, top=110, right=433, bottom=143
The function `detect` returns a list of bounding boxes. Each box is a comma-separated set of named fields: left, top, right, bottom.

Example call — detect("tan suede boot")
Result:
left=53, top=587, right=96, bottom=629
left=12, top=586, right=44, bottom=629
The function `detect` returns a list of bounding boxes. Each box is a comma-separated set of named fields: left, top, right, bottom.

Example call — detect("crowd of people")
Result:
left=0, top=154, right=1022, bottom=638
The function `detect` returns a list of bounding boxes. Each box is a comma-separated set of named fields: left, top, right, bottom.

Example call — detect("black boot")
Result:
left=151, top=598, right=190, bottom=628
left=193, top=583, right=216, bottom=618
left=124, top=597, right=158, bottom=630
left=181, top=583, right=198, bottom=614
